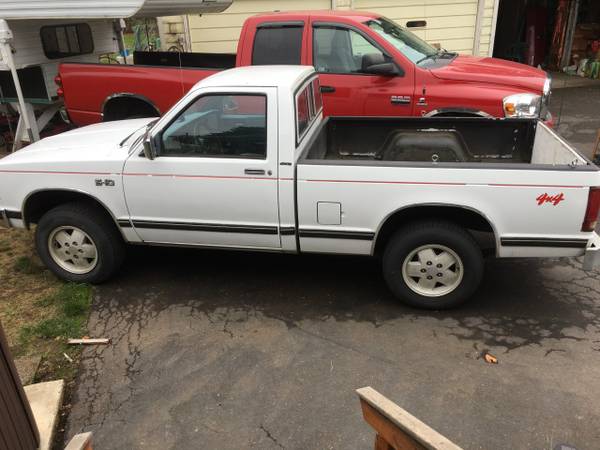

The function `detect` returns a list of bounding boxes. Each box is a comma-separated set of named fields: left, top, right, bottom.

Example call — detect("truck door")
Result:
left=122, top=87, right=281, bottom=249
left=311, top=22, right=415, bottom=117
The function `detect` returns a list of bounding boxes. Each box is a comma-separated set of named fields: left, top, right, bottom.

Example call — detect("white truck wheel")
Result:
left=383, top=221, right=484, bottom=309
left=35, top=202, right=125, bottom=284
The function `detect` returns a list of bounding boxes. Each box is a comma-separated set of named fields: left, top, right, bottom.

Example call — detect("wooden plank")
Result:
left=64, top=432, right=93, bottom=450
left=360, top=399, right=428, bottom=450
left=67, top=338, right=110, bottom=345
left=0, top=322, right=39, bottom=450
left=375, top=434, right=395, bottom=450
left=357, top=387, right=462, bottom=450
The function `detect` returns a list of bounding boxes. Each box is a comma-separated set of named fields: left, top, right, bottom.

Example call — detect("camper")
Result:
left=0, top=0, right=232, bottom=150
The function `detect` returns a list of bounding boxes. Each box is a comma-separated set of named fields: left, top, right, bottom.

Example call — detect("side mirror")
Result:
left=142, top=132, right=156, bottom=160
left=361, top=53, right=401, bottom=76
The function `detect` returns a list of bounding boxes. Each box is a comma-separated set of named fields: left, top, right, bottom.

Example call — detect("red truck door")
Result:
left=310, top=21, right=415, bottom=117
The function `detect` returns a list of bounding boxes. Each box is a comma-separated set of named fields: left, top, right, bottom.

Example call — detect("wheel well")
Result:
left=102, top=96, right=159, bottom=122
left=23, top=190, right=121, bottom=234
left=432, top=112, right=482, bottom=117
left=374, top=205, right=496, bottom=256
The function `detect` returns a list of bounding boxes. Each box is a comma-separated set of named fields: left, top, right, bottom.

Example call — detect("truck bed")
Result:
left=132, top=51, right=236, bottom=69
left=302, top=117, right=588, bottom=167
left=59, top=62, right=221, bottom=126
left=296, top=116, right=597, bottom=258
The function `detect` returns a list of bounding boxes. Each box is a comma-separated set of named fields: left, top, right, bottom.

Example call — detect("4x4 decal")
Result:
left=536, top=192, right=564, bottom=206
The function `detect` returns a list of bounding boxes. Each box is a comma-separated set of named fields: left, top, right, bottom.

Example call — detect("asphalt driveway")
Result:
left=64, top=82, right=600, bottom=450
left=64, top=248, right=600, bottom=450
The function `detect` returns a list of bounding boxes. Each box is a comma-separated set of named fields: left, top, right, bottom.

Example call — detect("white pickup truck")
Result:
left=1, top=66, right=599, bottom=308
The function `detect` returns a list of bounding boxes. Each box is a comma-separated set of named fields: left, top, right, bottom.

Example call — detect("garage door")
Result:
left=353, top=0, right=495, bottom=55
left=188, top=0, right=331, bottom=53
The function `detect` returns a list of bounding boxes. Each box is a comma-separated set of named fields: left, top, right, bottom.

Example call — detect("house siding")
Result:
left=183, top=0, right=498, bottom=56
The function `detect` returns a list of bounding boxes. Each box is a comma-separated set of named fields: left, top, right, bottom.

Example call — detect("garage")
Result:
left=493, top=0, right=600, bottom=74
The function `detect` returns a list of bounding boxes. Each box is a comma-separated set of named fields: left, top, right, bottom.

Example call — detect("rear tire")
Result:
left=382, top=221, right=484, bottom=309
left=35, top=202, right=125, bottom=283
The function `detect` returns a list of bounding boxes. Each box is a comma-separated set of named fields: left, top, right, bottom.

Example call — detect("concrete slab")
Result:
left=25, top=380, right=64, bottom=450
left=14, top=355, right=41, bottom=385
left=551, top=71, right=600, bottom=89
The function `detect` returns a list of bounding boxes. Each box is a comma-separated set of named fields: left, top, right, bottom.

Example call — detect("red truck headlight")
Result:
left=503, top=93, right=541, bottom=118
left=582, top=187, right=600, bottom=232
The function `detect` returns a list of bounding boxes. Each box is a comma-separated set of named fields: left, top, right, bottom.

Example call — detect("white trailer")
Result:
left=0, top=0, right=232, bottom=150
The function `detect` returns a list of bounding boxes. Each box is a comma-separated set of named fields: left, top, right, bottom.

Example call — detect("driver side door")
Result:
left=123, top=87, right=281, bottom=249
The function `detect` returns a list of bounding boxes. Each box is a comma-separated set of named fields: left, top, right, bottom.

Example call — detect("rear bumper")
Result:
left=583, top=232, right=600, bottom=270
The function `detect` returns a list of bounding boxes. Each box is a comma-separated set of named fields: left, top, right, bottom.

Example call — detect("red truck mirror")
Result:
left=361, top=53, right=401, bottom=76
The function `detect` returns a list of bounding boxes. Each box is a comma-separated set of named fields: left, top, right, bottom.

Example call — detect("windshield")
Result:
left=365, top=17, right=438, bottom=64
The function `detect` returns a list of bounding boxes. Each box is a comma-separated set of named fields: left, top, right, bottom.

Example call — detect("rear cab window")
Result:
left=252, top=23, right=304, bottom=65
left=295, top=76, right=323, bottom=145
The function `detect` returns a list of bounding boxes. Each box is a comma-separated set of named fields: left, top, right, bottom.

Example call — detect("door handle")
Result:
left=244, top=168, right=266, bottom=175
left=320, top=85, right=336, bottom=93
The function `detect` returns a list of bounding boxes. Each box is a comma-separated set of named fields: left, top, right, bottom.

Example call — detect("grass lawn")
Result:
left=0, top=226, right=92, bottom=446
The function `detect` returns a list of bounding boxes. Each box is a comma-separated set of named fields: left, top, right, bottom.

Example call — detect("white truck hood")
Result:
left=0, top=118, right=154, bottom=168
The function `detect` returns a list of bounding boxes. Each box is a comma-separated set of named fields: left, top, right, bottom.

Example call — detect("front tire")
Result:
left=382, top=221, right=484, bottom=309
left=35, top=202, right=125, bottom=283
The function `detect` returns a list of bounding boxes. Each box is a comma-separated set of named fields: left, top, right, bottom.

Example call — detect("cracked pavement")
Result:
left=64, top=83, right=600, bottom=449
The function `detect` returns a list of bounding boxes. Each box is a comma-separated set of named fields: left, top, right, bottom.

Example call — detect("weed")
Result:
left=20, top=283, right=91, bottom=344
left=13, top=255, right=42, bottom=274
left=0, top=239, right=10, bottom=252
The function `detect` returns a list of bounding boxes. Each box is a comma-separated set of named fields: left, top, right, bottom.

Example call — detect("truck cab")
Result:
left=236, top=11, right=551, bottom=120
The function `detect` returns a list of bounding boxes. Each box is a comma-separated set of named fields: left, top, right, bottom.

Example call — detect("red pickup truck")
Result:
left=58, top=11, right=552, bottom=126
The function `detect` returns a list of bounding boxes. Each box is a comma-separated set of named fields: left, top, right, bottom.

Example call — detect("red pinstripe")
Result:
left=0, top=169, right=586, bottom=189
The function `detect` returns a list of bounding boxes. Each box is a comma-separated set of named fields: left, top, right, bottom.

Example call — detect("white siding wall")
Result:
left=186, top=0, right=498, bottom=56
left=187, top=0, right=331, bottom=53
left=158, top=15, right=188, bottom=50
left=354, top=0, right=495, bottom=55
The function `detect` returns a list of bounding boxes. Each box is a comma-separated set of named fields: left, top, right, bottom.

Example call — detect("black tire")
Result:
left=382, top=220, right=484, bottom=309
left=35, top=202, right=125, bottom=283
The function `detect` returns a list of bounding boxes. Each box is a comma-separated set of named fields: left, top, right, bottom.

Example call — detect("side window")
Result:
left=313, top=27, right=385, bottom=74
left=160, top=94, right=267, bottom=159
left=296, top=88, right=310, bottom=138
left=40, top=24, right=94, bottom=59
left=312, top=78, right=323, bottom=113
left=295, top=78, right=321, bottom=143
left=252, top=26, right=303, bottom=65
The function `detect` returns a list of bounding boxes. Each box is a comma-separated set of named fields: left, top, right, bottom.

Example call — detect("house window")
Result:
left=40, top=24, right=94, bottom=59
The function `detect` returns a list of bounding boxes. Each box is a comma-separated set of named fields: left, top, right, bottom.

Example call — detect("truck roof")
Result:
left=251, top=10, right=379, bottom=23
left=195, top=65, right=315, bottom=91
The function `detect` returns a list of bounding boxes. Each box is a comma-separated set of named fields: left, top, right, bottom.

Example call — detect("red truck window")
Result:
left=252, top=25, right=303, bottom=65
left=313, top=26, right=384, bottom=74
